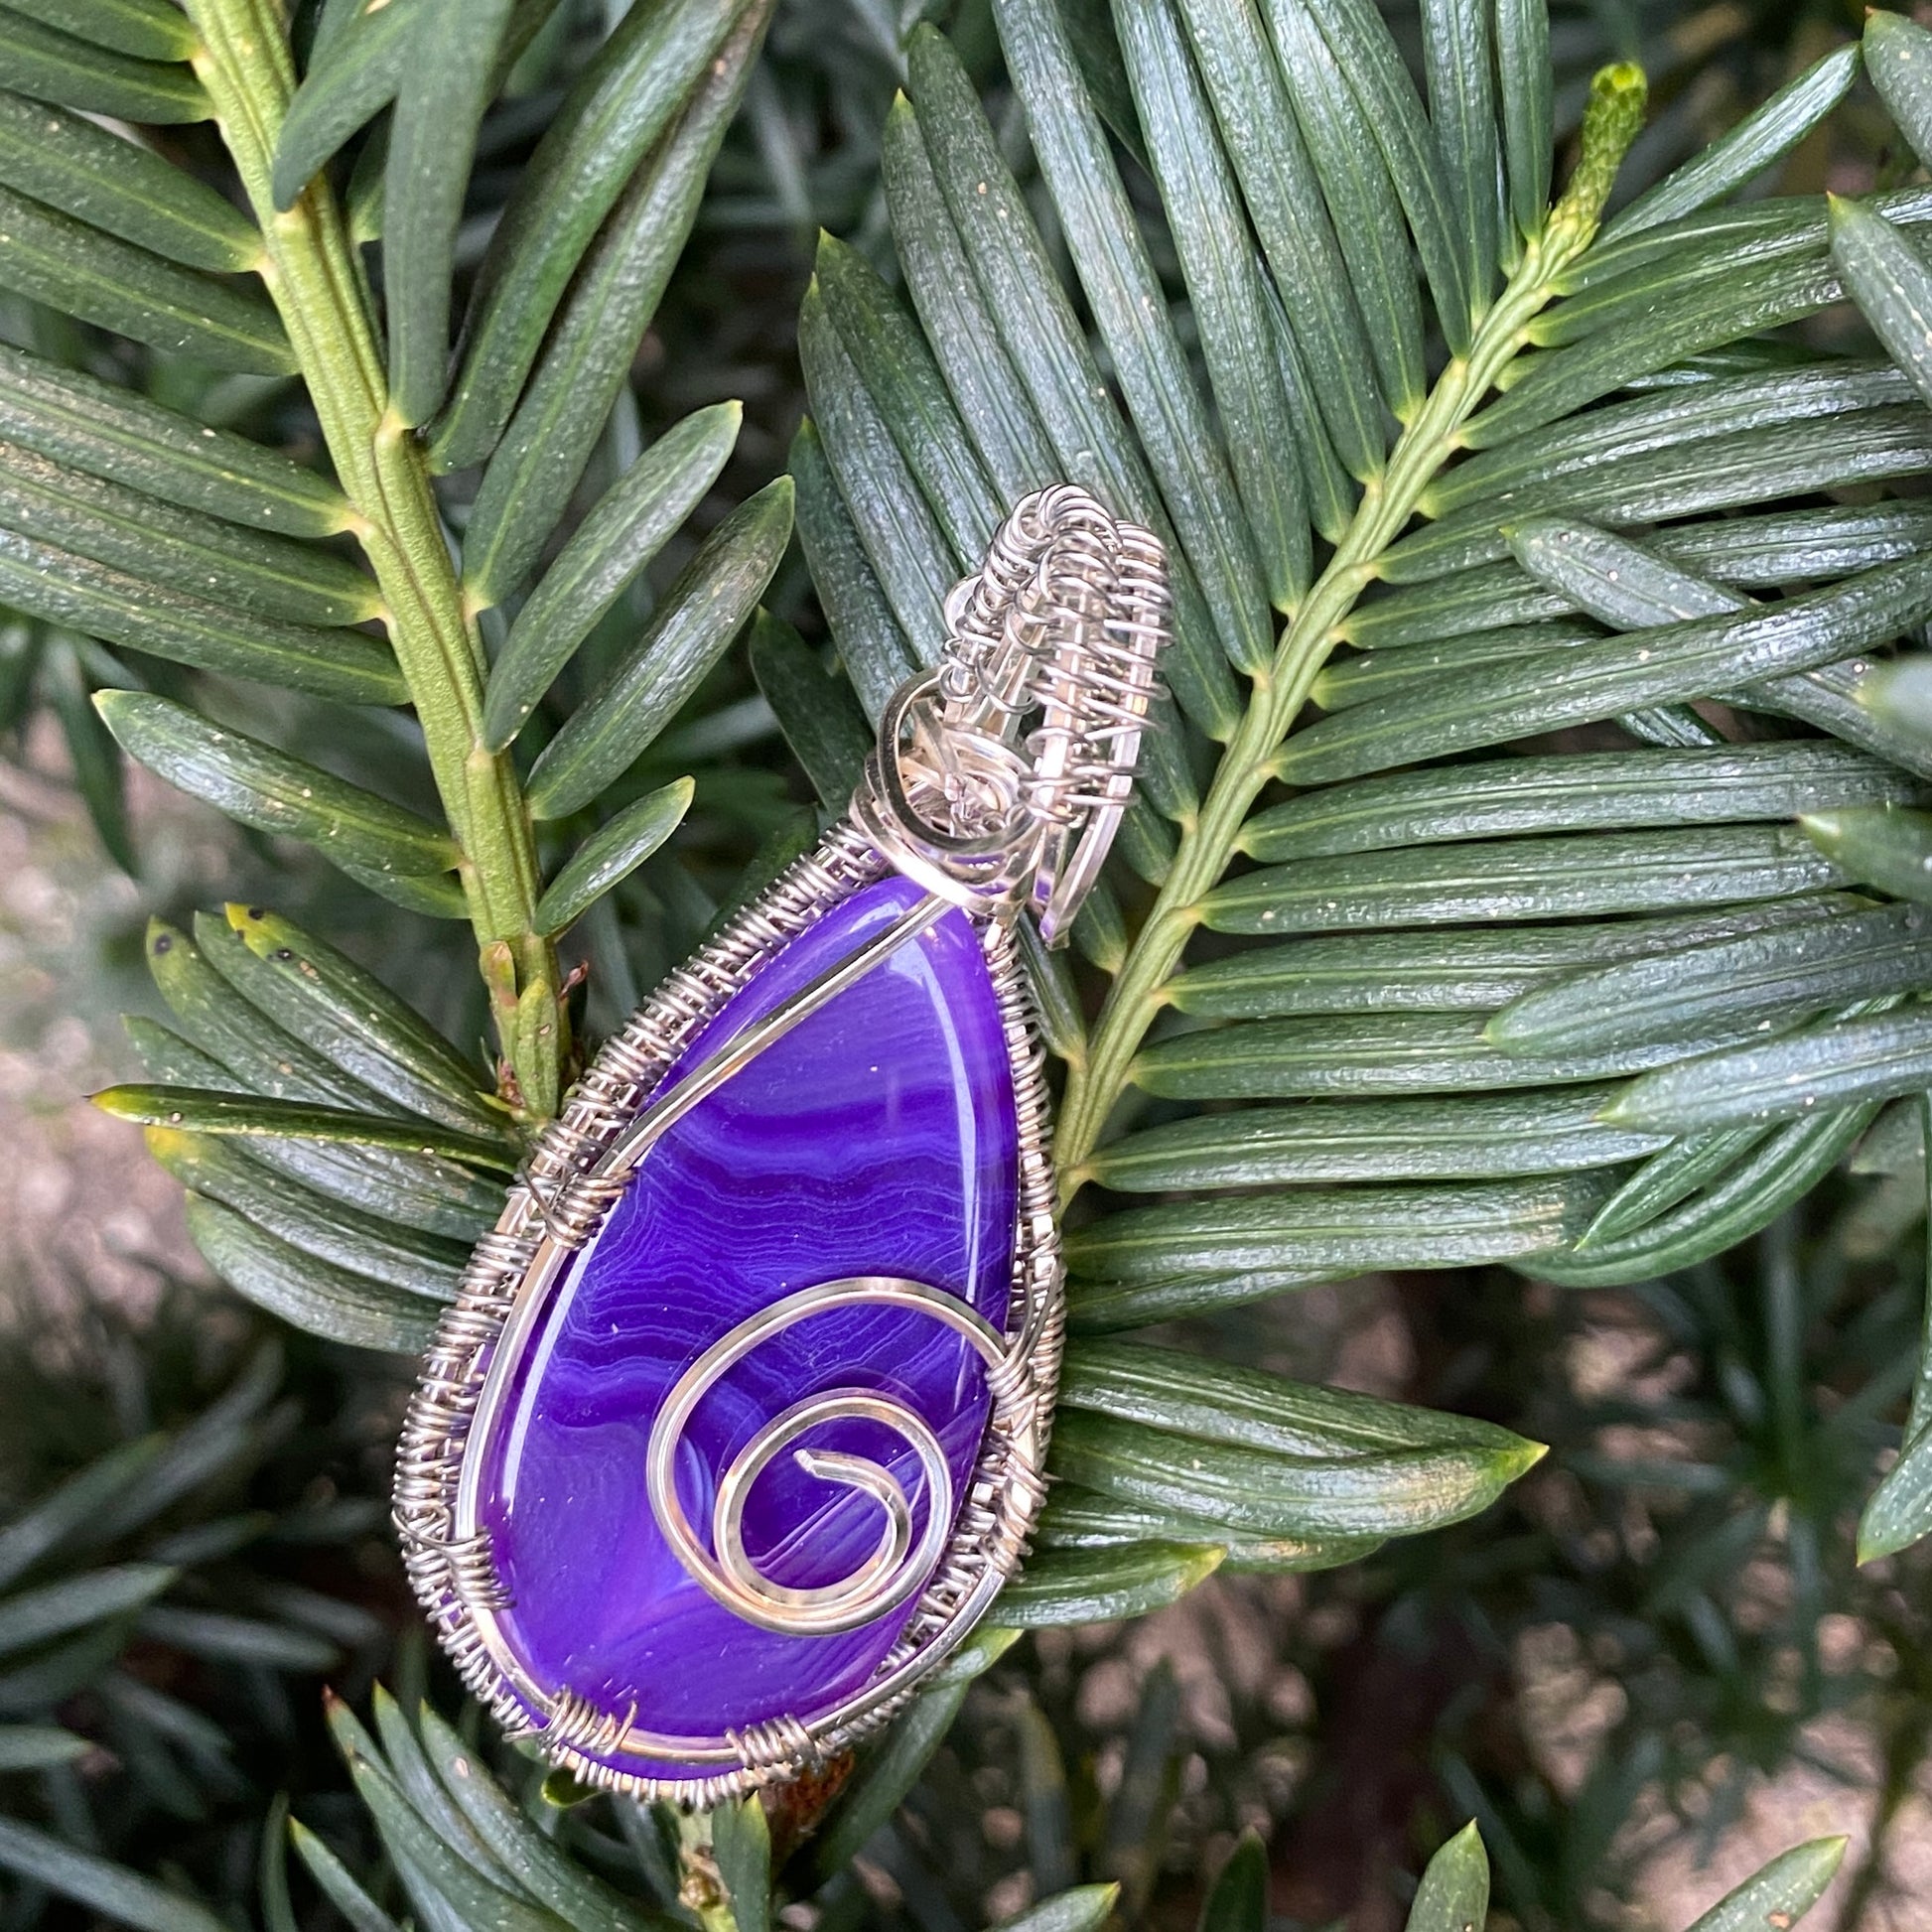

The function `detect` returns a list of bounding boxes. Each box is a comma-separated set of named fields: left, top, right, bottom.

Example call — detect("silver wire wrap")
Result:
left=395, top=486, right=1168, bottom=1804
left=854, top=483, right=1171, bottom=945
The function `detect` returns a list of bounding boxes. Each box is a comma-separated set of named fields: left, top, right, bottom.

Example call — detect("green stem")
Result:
left=183, top=0, right=566, bottom=1120
left=1055, top=69, right=1647, bottom=1193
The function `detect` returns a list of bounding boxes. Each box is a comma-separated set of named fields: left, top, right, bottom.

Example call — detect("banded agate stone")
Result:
left=472, top=879, right=1019, bottom=1780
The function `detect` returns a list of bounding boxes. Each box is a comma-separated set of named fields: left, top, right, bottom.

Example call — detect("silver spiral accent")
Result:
left=644, top=1277, right=1011, bottom=1637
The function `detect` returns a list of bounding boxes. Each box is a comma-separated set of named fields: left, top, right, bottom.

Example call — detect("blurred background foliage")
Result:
left=5, top=0, right=1932, bottom=1926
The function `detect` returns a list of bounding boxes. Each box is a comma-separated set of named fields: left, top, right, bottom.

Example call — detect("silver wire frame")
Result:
left=393, top=819, right=1062, bottom=1806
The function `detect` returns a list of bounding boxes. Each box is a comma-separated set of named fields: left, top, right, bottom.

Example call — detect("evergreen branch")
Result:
left=1055, top=65, right=1647, bottom=1191
left=182, top=0, right=566, bottom=1119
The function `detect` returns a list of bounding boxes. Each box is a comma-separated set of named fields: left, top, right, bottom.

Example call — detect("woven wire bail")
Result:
left=853, top=485, right=1172, bottom=944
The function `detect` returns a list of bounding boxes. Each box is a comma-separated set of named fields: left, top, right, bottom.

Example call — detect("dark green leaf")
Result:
left=526, top=478, right=792, bottom=821
left=184, top=1195, right=439, bottom=1352
left=134, top=1605, right=336, bottom=1672
left=997, top=1889, right=1119, bottom=1932
left=1580, top=1125, right=1770, bottom=1247
left=483, top=401, right=739, bottom=744
left=435, top=0, right=748, bottom=468
left=1609, top=48, right=1860, bottom=242
left=1016, top=1696, right=1075, bottom=1896
left=0, top=89, right=258, bottom=271
left=0, top=530, right=398, bottom=700
left=1800, top=807, right=1932, bottom=911
left=146, top=1128, right=466, bottom=1300
left=4, top=0, right=196, bottom=63
left=1830, top=194, right=1932, bottom=413
left=1277, top=553, right=1932, bottom=787
left=1243, top=745, right=1909, bottom=861
left=414, top=1704, right=664, bottom=1932
left=0, top=1565, right=176, bottom=1660
left=1444, top=359, right=1914, bottom=520
left=1403, top=1824, right=1488, bottom=1932
left=796, top=281, right=953, bottom=654
left=334, top=854, right=471, bottom=921
left=749, top=613, right=869, bottom=807
left=98, top=693, right=457, bottom=878
left=1137, top=1010, right=1802, bottom=1101
left=1859, top=1419, right=1932, bottom=1562
left=0, top=1816, right=229, bottom=1932
left=45, top=634, right=134, bottom=873
left=996, top=1542, right=1224, bottom=1627
left=1509, top=512, right=1741, bottom=623
left=1313, top=620, right=1603, bottom=713
left=1198, top=1833, right=1266, bottom=1932
left=1204, top=826, right=1845, bottom=936
left=0, top=8, right=206, bottom=120
left=459, top=0, right=772, bottom=599
left=0, top=1437, right=160, bottom=1589
left=289, top=1821, right=406, bottom=1932
left=1492, top=902, right=1932, bottom=1056
left=342, top=1745, right=573, bottom=1932
left=219, top=903, right=498, bottom=1133
left=1261, top=0, right=1422, bottom=423
left=789, top=416, right=917, bottom=724
left=382, top=0, right=517, bottom=425
left=809, top=1678, right=971, bottom=1881
left=1301, top=0, right=1472, bottom=349
left=0, top=184, right=287, bottom=371
left=900, top=26, right=1239, bottom=737
left=1114, top=0, right=1310, bottom=604
left=272, top=0, right=419, bottom=209
left=1658, top=500, right=1932, bottom=586
left=1866, top=8, right=1932, bottom=172
left=1682, top=1840, right=1846, bottom=1932
left=1083, top=1087, right=1665, bottom=1190
left=1167, top=898, right=1862, bottom=1019
left=262, top=1798, right=299, bottom=1932
left=990, top=0, right=1273, bottom=675
left=0, top=342, right=349, bottom=535
left=1405, top=405, right=1932, bottom=581
left=0, top=1725, right=88, bottom=1771
left=1111, top=1663, right=1188, bottom=1914
left=1417, top=0, right=1500, bottom=302
left=813, top=229, right=998, bottom=566
left=96, top=1085, right=514, bottom=1173
left=710, top=1799, right=769, bottom=1932
left=880, top=96, right=1058, bottom=504
left=1607, top=1008, right=1932, bottom=1133
left=1068, top=1173, right=1610, bottom=1285
left=533, top=777, right=693, bottom=935
left=0, top=440, right=378, bottom=624
left=1172, top=0, right=1384, bottom=471
left=0, top=619, right=40, bottom=734
left=1468, top=250, right=1846, bottom=451
left=124, top=1016, right=500, bottom=1239
left=1494, top=0, right=1551, bottom=241
left=366, top=1689, right=508, bottom=1886
left=1344, top=571, right=1569, bottom=649
left=1061, top=1339, right=1516, bottom=1450
left=1504, top=514, right=1932, bottom=771
left=1047, top=1386, right=1542, bottom=1537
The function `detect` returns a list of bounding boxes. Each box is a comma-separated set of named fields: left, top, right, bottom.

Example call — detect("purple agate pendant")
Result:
left=396, top=487, right=1170, bottom=1802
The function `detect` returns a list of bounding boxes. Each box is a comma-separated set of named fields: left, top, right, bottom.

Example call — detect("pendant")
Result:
left=395, top=486, right=1171, bottom=1802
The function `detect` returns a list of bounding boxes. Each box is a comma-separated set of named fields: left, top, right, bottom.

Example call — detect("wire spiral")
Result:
left=643, top=1277, right=1012, bottom=1636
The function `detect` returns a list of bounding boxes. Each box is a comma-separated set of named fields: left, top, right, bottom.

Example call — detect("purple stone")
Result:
left=472, top=879, right=1019, bottom=1781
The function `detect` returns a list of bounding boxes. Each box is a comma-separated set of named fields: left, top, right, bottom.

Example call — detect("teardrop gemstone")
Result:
left=471, top=878, right=1019, bottom=1782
